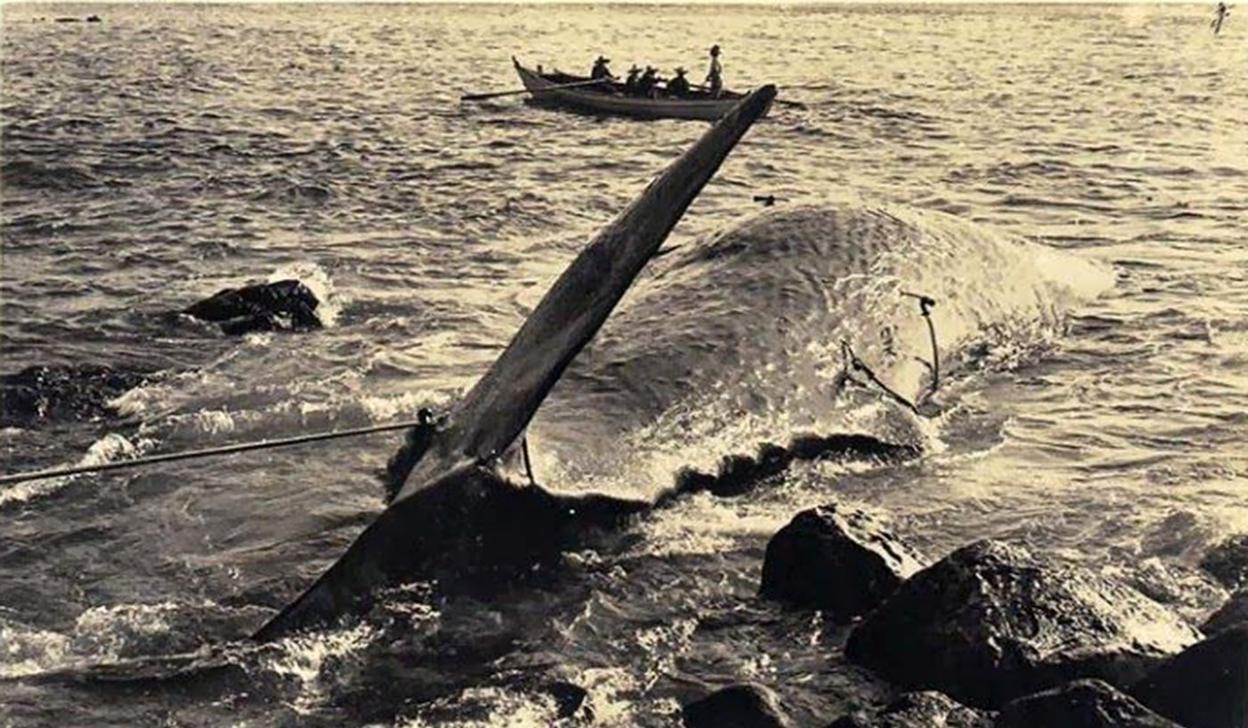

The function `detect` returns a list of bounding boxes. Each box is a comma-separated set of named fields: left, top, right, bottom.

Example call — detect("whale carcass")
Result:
left=253, top=85, right=778, bottom=640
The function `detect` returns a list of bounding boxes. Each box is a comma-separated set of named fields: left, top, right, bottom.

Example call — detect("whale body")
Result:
left=252, top=85, right=779, bottom=641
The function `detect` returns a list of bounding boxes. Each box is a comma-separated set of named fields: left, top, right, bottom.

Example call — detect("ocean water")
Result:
left=1, top=3, right=1246, bottom=725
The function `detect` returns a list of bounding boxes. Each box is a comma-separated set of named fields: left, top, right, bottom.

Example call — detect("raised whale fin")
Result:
left=253, top=85, right=777, bottom=641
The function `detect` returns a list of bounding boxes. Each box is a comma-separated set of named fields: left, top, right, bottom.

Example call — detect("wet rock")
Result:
left=759, top=504, right=924, bottom=620
left=1131, top=624, right=1248, bottom=728
left=182, top=279, right=321, bottom=335
left=682, top=684, right=791, bottom=728
left=996, top=679, right=1179, bottom=727
left=827, top=691, right=992, bottom=727
left=1199, top=535, right=1248, bottom=589
left=543, top=680, right=589, bottom=720
left=1201, top=587, right=1248, bottom=636
left=0, top=364, right=147, bottom=427
left=844, top=540, right=1199, bottom=708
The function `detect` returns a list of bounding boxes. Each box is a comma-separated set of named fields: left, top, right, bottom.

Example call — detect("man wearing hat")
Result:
left=624, top=64, right=642, bottom=95
left=590, top=55, right=615, bottom=82
left=705, top=44, right=723, bottom=98
left=667, top=67, right=691, bottom=98
left=638, top=66, right=660, bottom=98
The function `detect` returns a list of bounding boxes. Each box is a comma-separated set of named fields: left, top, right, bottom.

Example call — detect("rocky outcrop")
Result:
left=1131, top=624, right=1248, bottom=728
left=1200, top=535, right=1248, bottom=589
left=682, top=684, right=791, bottom=728
left=996, top=679, right=1180, bottom=727
left=827, top=691, right=992, bottom=728
left=759, top=504, right=923, bottom=621
left=1201, top=587, right=1248, bottom=636
left=0, top=364, right=147, bottom=427
left=844, top=540, right=1199, bottom=708
left=182, top=279, right=321, bottom=335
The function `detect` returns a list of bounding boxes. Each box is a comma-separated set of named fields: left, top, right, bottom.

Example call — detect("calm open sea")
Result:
left=1, top=3, right=1246, bottom=725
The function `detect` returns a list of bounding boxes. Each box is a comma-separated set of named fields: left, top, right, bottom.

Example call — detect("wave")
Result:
left=0, top=159, right=109, bottom=192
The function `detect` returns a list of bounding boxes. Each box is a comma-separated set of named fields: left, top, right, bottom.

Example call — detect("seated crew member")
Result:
left=637, top=66, right=660, bottom=98
left=624, top=65, right=642, bottom=95
left=667, top=67, right=691, bottom=97
left=590, top=55, right=614, bottom=81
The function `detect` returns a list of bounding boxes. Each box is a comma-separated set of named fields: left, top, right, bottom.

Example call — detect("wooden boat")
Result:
left=513, top=58, right=768, bottom=122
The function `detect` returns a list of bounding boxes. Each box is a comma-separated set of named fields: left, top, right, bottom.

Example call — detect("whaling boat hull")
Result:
left=514, top=58, right=768, bottom=122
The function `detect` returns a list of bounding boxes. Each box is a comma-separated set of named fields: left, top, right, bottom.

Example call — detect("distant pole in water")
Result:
left=1212, top=2, right=1230, bottom=34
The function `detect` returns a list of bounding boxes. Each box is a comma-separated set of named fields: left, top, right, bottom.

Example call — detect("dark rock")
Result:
left=827, top=691, right=992, bottom=727
left=543, top=680, right=589, bottom=720
left=1200, top=535, right=1248, bottom=589
left=1131, top=624, right=1248, bottom=728
left=845, top=540, right=1199, bottom=708
left=182, top=279, right=321, bottom=335
left=760, top=504, right=923, bottom=620
left=1201, top=587, right=1248, bottom=636
left=0, top=364, right=147, bottom=427
left=683, top=684, right=791, bottom=728
left=997, top=679, right=1180, bottom=727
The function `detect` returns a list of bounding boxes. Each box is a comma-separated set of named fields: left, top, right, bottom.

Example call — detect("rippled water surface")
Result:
left=2, top=3, right=1247, bottom=726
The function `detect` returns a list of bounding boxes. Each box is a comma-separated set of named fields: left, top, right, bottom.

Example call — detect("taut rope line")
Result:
left=0, top=418, right=430, bottom=487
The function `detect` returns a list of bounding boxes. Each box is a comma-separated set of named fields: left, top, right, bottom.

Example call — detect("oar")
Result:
left=461, top=78, right=610, bottom=102
left=689, top=82, right=806, bottom=109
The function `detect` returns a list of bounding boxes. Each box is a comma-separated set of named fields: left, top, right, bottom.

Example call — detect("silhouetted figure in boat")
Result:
left=1212, top=2, right=1230, bottom=34
left=667, top=67, right=691, bottom=98
left=381, top=408, right=436, bottom=504
left=705, top=44, right=724, bottom=98
left=638, top=66, right=660, bottom=98
left=590, top=55, right=614, bottom=82
left=624, top=65, right=641, bottom=95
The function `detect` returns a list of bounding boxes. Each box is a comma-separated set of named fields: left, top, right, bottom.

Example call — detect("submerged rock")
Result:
left=1200, top=535, right=1248, bottom=590
left=0, top=364, right=147, bottom=427
left=759, top=504, right=923, bottom=621
left=1131, top=624, right=1248, bottom=728
left=1201, top=587, right=1248, bottom=636
left=844, top=540, right=1199, bottom=708
left=827, top=691, right=992, bottom=727
left=182, top=279, right=321, bottom=335
left=996, top=679, right=1179, bottom=728
left=682, top=684, right=791, bottom=728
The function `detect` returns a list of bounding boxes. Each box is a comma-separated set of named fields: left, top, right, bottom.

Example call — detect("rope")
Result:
left=520, top=436, right=537, bottom=487
left=902, top=291, right=940, bottom=399
left=836, top=291, right=941, bottom=415
left=839, top=339, right=920, bottom=415
left=0, top=418, right=430, bottom=487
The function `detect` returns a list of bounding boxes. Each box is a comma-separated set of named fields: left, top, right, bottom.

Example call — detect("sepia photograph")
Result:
left=0, top=0, right=1245, bottom=725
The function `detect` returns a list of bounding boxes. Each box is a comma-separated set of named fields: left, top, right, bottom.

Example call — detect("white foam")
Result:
left=268, top=261, right=344, bottom=328
left=0, top=432, right=155, bottom=507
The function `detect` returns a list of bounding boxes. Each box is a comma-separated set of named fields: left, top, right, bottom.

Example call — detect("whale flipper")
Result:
left=253, top=85, right=776, bottom=641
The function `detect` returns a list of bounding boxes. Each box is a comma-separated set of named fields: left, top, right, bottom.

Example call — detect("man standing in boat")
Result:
left=705, top=44, right=724, bottom=98
left=591, top=55, right=615, bottom=82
